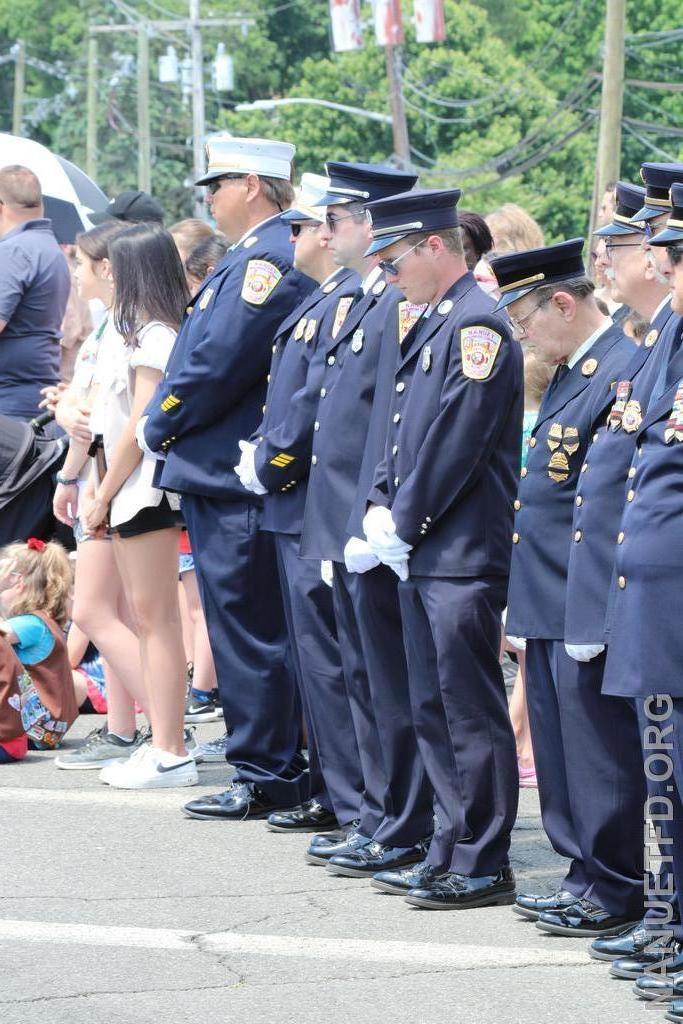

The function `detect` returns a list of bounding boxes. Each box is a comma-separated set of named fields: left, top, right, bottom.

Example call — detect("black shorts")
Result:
left=111, top=495, right=184, bottom=539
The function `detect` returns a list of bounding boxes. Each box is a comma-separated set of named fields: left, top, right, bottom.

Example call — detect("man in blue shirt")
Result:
left=0, top=165, right=70, bottom=421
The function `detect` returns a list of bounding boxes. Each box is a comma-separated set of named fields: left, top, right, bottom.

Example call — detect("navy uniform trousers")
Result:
left=182, top=496, right=307, bottom=807
left=275, top=534, right=362, bottom=824
left=525, top=641, right=645, bottom=916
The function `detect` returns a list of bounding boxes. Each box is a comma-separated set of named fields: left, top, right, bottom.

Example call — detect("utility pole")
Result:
left=137, top=25, right=152, bottom=193
left=588, top=0, right=626, bottom=239
left=11, top=40, right=25, bottom=135
left=189, top=0, right=206, bottom=216
left=385, top=44, right=411, bottom=170
left=86, top=34, right=98, bottom=180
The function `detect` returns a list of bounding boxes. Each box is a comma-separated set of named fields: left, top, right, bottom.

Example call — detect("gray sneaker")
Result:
left=55, top=727, right=145, bottom=770
left=190, top=732, right=230, bottom=764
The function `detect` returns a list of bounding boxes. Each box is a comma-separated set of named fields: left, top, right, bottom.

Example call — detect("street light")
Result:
left=234, top=97, right=392, bottom=126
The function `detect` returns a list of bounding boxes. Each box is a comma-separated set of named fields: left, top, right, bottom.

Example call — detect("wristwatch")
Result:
left=56, top=472, right=79, bottom=486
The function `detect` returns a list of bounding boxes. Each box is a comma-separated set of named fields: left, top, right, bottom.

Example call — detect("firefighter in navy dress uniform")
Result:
left=138, top=137, right=316, bottom=821
left=491, top=240, right=642, bottom=937
left=360, top=188, right=524, bottom=910
left=234, top=173, right=364, bottom=835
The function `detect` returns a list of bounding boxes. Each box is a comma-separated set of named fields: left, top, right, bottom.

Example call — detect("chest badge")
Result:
left=294, top=318, right=307, bottom=341
left=198, top=287, right=214, bottom=311
left=609, top=380, right=632, bottom=431
left=582, top=357, right=598, bottom=377
left=644, top=329, right=658, bottom=348
left=304, top=319, right=317, bottom=344
left=622, top=400, right=642, bottom=434
left=664, top=381, right=683, bottom=443
left=546, top=423, right=580, bottom=482
left=351, top=328, right=364, bottom=353
left=332, top=296, right=353, bottom=339
left=421, top=345, right=432, bottom=373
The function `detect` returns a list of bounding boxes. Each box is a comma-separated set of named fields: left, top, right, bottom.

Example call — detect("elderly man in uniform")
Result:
left=0, top=165, right=70, bottom=423
left=235, top=173, right=364, bottom=835
left=557, top=173, right=682, bottom=964
left=599, top=189, right=683, bottom=1012
left=491, top=240, right=641, bottom=936
left=359, top=188, right=523, bottom=910
left=139, top=137, right=315, bottom=810
left=273, top=161, right=435, bottom=877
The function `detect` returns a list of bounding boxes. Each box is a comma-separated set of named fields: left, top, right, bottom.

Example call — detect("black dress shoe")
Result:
left=536, top=898, right=640, bottom=938
left=590, top=921, right=650, bottom=961
left=405, top=867, right=516, bottom=910
left=372, top=860, right=442, bottom=895
left=513, top=888, right=579, bottom=922
left=609, top=938, right=682, bottom=979
left=306, top=828, right=371, bottom=866
left=182, top=782, right=284, bottom=821
left=326, top=838, right=430, bottom=878
left=308, top=820, right=359, bottom=851
left=666, top=997, right=683, bottom=1022
left=266, top=800, right=338, bottom=834
left=633, top=970, right=683, bottom=1001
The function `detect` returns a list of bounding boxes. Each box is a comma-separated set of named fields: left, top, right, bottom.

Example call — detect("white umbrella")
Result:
left=0, top=133, right=108, bottom=243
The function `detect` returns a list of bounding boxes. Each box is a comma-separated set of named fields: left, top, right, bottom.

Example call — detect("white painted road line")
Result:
left=0, top=919, right=591, bottom=969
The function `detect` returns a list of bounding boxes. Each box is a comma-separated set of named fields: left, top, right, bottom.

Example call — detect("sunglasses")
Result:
left=668, top=245, right=683, bottom=266
left=290, top=222, right=321, bottom=238
left=325, top=210, right=362, bottom=232
left=206, top=174, right=245, bottom=195
left=378, top=240, right=426, bottom=276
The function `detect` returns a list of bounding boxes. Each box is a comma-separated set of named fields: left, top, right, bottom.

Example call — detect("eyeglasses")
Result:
left=290, top=222, right=321, bottom=238
left=668, top=245, right=683, bottom=266
left=325, top=211, right=362, bottom=232
left=378, top=240, right=426, bottom=276
left=206, top=174, right=245, bottom=196
left=508, top=297, right=549, bottom=336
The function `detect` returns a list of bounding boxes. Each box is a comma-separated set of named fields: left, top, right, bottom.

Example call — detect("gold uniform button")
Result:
left=627, top=467, right=636, bottom=478
left=262, top=405, right=267, bottom=413
left=266, top=374, right=271, bottom=383
left=394, top=476, right=400, bottom=486
left=574, top=530, right=582, bottom=542
left=314, top=421, right=320, bottom=431
left=396, top=382, right=406, bottom=393
left=311, top=455, right=318, bottom=465
left=327, top=356, right=335, bottom=366
left=575, top=495, right=583, bottom=507
left=513, top=499, right=521, bottom=511
left=392, top=445, right=398, bottom=456
left=512, top=532, right=520, bottom=544
left=272, top=344, right=277, bottom=354
left=618, top=575, right=626, bottom=589
left=393, top=413, right=401, bottom=424
left=528, top=437, right=537, bottom=448
left=617, top=531, right=625, bottom=544
left=637, top=446, right=642, bottom=456
left=520, top=467, right=528, bottom=478
left=581, top=463, right=589, bottom=473
left=593, top=433, right=598, bottom=443
left=320, top=387, right=326, bottom=398
left=627, top=489, right=635, bottom=501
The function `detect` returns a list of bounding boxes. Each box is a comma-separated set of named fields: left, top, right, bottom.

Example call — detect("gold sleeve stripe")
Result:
left=270, top=453, right=295, bottom=467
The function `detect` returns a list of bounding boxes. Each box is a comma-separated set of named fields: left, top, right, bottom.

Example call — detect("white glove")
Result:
left=234, top=440, right=267, bottom=495
left=321, top=560, right=334, bottom=587
left=386, top=557, right=410, bottom=581
left=363, top=505, right=412, bottom=557
left=565, top=643, right=605, bottom=662
left=343, top=536, right=380, bottom=574
left=506, top=635, right=527, bottom=652
left=135, top=416, right=161, bottom=457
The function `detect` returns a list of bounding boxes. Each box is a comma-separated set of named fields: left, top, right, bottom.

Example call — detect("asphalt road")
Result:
left=0, top=715, right=666, bottom=1024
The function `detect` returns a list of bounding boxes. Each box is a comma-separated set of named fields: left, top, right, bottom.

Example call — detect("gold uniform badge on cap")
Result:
left=241, top=260, right=282, bottom=305
left=398, top=301, right=426, bottom=344
left=582, top=358, right=598, bottom=377
left=460, top=326, right=502, bottom=380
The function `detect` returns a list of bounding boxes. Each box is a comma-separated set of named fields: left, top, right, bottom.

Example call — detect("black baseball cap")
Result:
left=90, top=189, right=165, bottom=225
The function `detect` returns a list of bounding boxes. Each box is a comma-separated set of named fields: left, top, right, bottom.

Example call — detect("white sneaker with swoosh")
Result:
left=100, top=744, right=198, bottom=789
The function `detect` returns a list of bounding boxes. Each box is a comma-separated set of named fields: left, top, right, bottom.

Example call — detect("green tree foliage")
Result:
left=0, top=0, right=681, bottom=235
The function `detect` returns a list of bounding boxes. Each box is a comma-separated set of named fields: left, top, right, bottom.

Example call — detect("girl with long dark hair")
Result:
left=81, top=223, right=197, bottom=789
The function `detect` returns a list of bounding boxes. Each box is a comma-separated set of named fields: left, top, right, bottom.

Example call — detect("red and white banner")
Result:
left=374, top=0, right=404, bottom=46
left=329, top=0, right=364, bottom=52
left=414, top=0, right=446, bottom=42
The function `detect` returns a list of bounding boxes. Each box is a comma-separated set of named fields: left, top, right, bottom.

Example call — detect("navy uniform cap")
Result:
left=649, top=182, right=683, bottom=246
left=363, top=187, right=461, bottom=256
left=594, top=182, right=646, bottom=237
left=314, top=161, right=418, bottom=207
left=490, top=238, right=586, bottom=310
left=631, top=163, right=683, bottom=223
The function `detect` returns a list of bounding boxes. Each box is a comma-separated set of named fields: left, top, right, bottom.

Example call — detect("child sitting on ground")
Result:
left=0, top=539, right=78, bottom=750
left=0, top=636, right=28, bottom=763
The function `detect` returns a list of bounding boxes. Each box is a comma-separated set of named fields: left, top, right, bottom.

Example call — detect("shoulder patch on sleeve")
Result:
left=241, top=260, right=283, bottom=305
left=398, top=301, right=427, bottom=344
left=460, top=325, right=502, bottom=380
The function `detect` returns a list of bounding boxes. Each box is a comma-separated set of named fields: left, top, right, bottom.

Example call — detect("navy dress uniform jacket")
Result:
left=253, top=268, right=360, bottom=534
left=565, top=301, right=679, bottom=644
left=604, top=315, right=683, bottom=700
left=368, top=272, right=524, bottom=577
left=142, top=215, right=315, bottom=495
left=300, top=280, right=409, bottom=562
left=506, top=324, right=637, bottom=640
